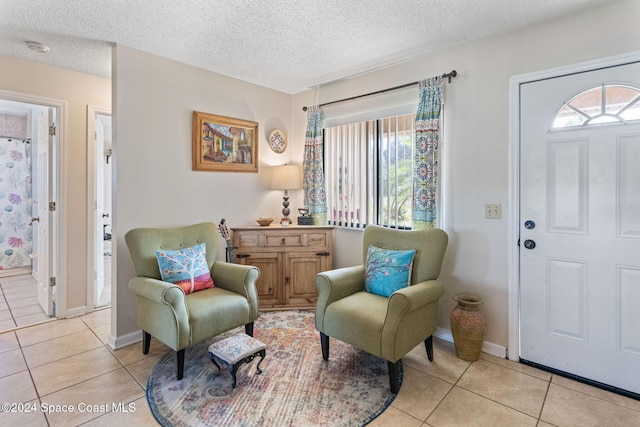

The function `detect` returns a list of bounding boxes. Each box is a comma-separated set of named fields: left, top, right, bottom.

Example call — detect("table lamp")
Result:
left=271, top=164, right=301, bottom=225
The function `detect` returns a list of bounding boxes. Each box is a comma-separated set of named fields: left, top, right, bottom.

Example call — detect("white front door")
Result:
left=519, top=61, right=640, bottom=395
left=36, top=110, right=54, bottom=316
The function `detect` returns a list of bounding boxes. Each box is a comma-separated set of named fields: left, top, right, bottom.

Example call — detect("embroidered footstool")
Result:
left=208, top=333, right=266, bottom=388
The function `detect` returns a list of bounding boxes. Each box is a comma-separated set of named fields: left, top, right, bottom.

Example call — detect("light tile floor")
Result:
left=0, top=275, right=51, bottom=332
left=1, top=308, right=639, bottom=426
left=0, top=272, right=111, bottom=333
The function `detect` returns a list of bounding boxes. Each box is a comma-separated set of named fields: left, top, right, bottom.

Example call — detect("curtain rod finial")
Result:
left=302, top=106, right=308, bottom=112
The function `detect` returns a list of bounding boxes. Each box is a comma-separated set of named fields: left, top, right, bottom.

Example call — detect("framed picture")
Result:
left=192, top=111, right=258, bottom=172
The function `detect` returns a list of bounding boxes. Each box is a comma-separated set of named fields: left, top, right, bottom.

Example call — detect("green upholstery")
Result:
left=315, top=225, right=448, bottom=393
left=125, top=222, right=260, bottom=379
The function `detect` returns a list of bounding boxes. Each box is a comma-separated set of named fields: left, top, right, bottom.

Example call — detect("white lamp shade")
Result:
left=271, top=165, right=302, bottom=190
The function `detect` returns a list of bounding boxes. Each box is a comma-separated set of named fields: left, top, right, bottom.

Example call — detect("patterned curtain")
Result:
left=303, top=106, right=327, bottom=225
left=0, top=137, right=33, bottom=270
left=412, top=77, right=443, bottom=229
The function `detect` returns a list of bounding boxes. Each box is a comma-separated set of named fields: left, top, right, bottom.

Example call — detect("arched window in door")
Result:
left=552, top=84, right=640, bottom=129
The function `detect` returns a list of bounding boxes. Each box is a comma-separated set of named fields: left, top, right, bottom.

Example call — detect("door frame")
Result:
left=86, top=105, right=112, bottom=310
left=507, top=50, right=640, bottom=361
left=0, top=89, right=67, bottom=318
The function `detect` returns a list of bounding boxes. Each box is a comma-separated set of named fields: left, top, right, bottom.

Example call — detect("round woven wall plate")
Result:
left=268, top=129, right=287, bottom=153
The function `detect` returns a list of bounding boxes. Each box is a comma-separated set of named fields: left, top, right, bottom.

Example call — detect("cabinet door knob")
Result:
left=281, top=238, right=286, bottom=246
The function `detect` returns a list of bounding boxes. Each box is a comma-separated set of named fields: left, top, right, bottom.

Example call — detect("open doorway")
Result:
left=87, top=106, right=112, bottom=310
left=0, top=94, right=61, bottom=331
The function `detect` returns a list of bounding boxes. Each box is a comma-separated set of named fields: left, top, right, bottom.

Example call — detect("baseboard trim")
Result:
left=434, top=326, right=507, bottom=359
left=110, top=329, right=141, bottom=350
left=65, top=306, right=88, bottom=318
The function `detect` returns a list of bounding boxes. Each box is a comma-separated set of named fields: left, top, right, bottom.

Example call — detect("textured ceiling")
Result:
left=0, top=0, right=617, bottom=94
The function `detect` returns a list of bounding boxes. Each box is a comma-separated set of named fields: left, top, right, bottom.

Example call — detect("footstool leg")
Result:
left=256, top=349, right=266, bottom=374
left=230, top=363, right=239, bottom=388
left=209, top=353, right=221, bottom=376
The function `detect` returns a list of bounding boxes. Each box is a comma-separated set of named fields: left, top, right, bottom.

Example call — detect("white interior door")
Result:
left=36, top=110, right=53, bottom=316
left=94, top=117, right=105, bottom=306
left=520, top=61, right=640, bottom=395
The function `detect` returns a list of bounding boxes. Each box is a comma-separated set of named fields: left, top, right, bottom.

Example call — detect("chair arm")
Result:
left=211, top=261, right=260, bottom=320
left=128, top=277, right=190, bottom=346
left=388, top=280, right=445, bottom=313
left=128, top=276, right=187, bottom=306
left=381, top=280, right=445, bottom=361
left=315, top=265, right=365, bottom=332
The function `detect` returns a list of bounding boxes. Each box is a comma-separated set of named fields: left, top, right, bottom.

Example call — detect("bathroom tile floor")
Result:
left=1, top=307, right=639, bottom=426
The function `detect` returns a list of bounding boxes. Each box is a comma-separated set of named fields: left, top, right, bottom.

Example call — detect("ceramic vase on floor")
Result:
left=450, top=293, right=487, bottom=361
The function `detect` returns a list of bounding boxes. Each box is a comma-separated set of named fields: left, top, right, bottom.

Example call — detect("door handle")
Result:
left=524, top=220, right=535, bottom=229
left=31, top=216, right=40, bottom=222
left=102, top=213, right=110, bottom=218
left=524, top=239, right=536, bottom=250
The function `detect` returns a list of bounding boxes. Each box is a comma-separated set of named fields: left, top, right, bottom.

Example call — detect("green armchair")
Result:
left=125, top=222, right=260, bottom=380
left=315, top=225, right=448, bottom=393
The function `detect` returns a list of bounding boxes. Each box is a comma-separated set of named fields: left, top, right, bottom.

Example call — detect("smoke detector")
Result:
left=26, top=41, right=50, bottom=53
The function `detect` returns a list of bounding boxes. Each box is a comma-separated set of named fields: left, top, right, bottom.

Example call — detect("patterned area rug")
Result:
left=147, top=310, right=398, bottom=426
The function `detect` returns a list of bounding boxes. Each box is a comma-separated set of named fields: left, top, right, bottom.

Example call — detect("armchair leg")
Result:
left=245, top=322, right=254, bottom=337
left=425, top=335, right=434, bottom=361
left=387, top=360, right=403, bottom=394
left=176, top=349, right=185, bottom=380
left=320, top=333, right=329, bottom=360
left=142, top=331, right=151, bottom=354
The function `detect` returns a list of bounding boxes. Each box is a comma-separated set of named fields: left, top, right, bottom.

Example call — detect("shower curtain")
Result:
left=0, top=137, right=33, bottom=271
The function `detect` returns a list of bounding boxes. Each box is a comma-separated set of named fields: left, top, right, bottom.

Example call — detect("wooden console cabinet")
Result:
left=231, top=225, right=334, bottom=310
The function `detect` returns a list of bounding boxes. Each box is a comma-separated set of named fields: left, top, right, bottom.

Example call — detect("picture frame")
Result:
left=192, top=111, right=259, bottom=172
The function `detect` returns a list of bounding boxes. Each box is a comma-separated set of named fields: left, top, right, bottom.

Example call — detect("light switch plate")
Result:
left=485, top=204, right=502, bottom=219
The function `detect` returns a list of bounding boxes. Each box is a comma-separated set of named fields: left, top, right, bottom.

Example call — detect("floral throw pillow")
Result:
left=365, top=245, right=416, bottom=298
left=155, top=243, right=214, bottom=294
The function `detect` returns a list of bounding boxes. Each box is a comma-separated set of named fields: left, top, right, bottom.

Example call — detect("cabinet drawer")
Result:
left=238, top=232, right=260, bottom=248
left=264, top=233, right=303, bottom=247
left=306, top=233, right=327, bottom=247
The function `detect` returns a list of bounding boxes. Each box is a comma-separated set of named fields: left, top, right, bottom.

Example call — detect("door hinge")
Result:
left=49, top=202, right=56, bottom=211
left=49, top=277, right=56, bottom=287
left=49, top=124, right=56, bottom=136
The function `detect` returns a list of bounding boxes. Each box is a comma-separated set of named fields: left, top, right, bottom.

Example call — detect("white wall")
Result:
left=292, top=0, right=640, bottom=348
left=113, top=46, right=293, bottom=344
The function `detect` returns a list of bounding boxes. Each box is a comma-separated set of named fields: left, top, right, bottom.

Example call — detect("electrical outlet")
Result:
left=485, top=204, right=502, bottom=219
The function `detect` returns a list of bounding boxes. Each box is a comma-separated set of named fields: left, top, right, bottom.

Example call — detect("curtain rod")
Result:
left=302, top=70, right=456, bottom=112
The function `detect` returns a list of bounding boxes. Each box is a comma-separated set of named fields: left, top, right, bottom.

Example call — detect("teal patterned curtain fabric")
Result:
left=412, top=77, right=443, bottom=229
left=303, top=106, right=327, bottom=225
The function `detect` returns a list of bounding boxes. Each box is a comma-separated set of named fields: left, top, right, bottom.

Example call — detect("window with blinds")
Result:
left=325, top=112, right=416, bottom=229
